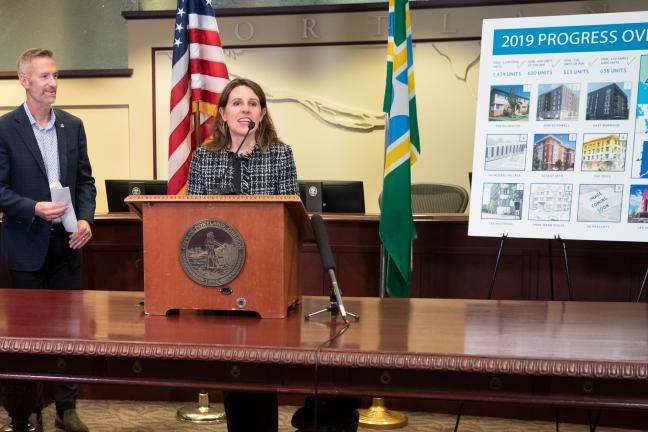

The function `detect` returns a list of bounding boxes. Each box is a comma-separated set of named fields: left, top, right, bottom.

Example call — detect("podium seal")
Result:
left=179, top=219, right=246, bottom=286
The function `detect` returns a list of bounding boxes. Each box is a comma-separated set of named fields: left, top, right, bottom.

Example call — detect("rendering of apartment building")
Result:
left=586, top=83, right=629, bottom=120
left=483, top=183, right=522, bottom=217
left=537, top=84, right=579, bottom=120
left=582, top=134, right=627, bottom=171
left=489, top=88, right=530, bottom=118
left=485, top=138, right=526, bottom=161
left=533, top=135, right=575, bottom=170
left=530, top=187, right=571, bottom=212
left=640, top=189, right=648, bottom=214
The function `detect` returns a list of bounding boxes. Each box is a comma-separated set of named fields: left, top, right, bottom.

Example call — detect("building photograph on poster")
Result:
left=481, top=183, right=524, bottom=220
left=529, top=183, right=573, bottom=221
left=577, top=184, right=623, bottom=222
left=586, top=82, right=631, bottom=120
left=632, top=138, right=648, bottom=178
left=485, top=134, right=528, bottom=170
left=581, top=133, right=628, bottom=171
left=637, top=55, right=648, bottom=134
left=532, top=133, right=576, bottom=171
left=537, top=83, right=580, bottom=121
left=488, top=85, right=530, bottom=121
left=628, top=184, right=648, bottom=223
left=633, top=56, right=648, bottom=179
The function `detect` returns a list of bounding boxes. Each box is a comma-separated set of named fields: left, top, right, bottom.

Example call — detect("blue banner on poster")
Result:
left=493, top=22, right=648, bottom=55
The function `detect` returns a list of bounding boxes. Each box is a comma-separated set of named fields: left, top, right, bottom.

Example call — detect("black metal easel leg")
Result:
left=548, top=239, right=555, bottom=301
left=487, top=234, right=508, bottom=300
left=635, top=266, right=648, bottom=302
left=587, top=408, right=601, bottom=432
left=453, top=402, right=464, bottom=432
left=556, top=235, right=574, bottom=301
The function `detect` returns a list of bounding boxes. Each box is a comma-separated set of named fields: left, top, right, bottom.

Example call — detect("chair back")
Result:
left=379, top=183, right=469, bottom=213
left=411, top=183, right=469, bottom=213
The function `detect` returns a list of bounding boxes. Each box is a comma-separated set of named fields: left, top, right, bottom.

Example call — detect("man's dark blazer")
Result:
left=0, top=106, right=96, bottom=271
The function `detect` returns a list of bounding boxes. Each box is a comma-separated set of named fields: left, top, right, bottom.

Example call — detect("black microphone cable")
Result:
left=308, top=213, right=355, bottom=431
left=312, top=321, right=350, bottom=432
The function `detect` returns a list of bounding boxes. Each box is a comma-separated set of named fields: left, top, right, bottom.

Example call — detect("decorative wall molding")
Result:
left=122, top=1, right=632, bottom=48
left=431, top=43, right=481, bottom=83
left=0, top=69, right=133, bottom=80
left=263, top=86, right=385, bottom=131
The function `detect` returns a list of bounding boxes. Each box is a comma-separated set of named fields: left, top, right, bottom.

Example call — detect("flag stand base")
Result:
left=357, top=398, right=408, bottom=429
left=176, top=391, right=226, bottom=424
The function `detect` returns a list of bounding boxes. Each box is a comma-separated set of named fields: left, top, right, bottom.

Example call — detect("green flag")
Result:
left=379, top=0, right=420, bottom=298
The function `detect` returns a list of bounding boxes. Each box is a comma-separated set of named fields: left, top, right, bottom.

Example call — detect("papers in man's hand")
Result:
left=50, top=182, right=78, bottom=232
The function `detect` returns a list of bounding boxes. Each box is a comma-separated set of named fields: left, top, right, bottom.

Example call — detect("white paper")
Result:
left=50, top=183, right=78, bottom=232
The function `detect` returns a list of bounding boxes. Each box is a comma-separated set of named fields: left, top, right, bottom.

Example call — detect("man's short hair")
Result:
left=17, top=48, right=54, bottom=75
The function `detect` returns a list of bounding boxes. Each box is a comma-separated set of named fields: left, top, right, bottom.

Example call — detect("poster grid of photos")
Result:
left=469, top=12, right=648, bottom=242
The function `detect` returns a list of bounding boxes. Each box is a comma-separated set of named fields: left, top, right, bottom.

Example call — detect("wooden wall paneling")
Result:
left=536, top=241, right=644, bottom=302
left=336, top=249, right=381, bottom=298
left=299, top=243, right=326, bottom=296
left=82, top=216, right=143, bottom=291
left=3, top=214, right=647, bottom=304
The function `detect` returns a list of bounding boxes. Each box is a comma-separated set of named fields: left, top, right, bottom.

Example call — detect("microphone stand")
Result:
left=233, top=120, right=256, bottom=156
left=230, top=121, right=255, bottom=195
left=305, top=214, right=359, bottom=323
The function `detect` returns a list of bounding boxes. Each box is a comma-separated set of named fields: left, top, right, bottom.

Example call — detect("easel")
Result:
left=488, top=233, right=573, bottom=301
left=634, top=266, right=648, bottom=302
left=482, top=233, right=610, bottom=432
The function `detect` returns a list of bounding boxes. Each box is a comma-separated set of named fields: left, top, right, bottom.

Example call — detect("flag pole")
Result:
left=360, top=0, right=412, bottom=427
left=173, top=0, right=226, bottom=424
left=177, top=110, right=227, bottom=426
left=379, top=116, right=388, bottom=299
left=194, top=110, right=201, bottom=147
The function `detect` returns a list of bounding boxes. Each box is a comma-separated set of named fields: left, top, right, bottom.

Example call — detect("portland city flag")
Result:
left=379, top=0, right=420, bottom=298
left=168, top=0, right=229, bottom=195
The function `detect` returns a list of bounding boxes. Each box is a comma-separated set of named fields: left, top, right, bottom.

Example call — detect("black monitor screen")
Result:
left=105, top=179, right=167, bottom=212
left=298, top=180, right=365, bottom=213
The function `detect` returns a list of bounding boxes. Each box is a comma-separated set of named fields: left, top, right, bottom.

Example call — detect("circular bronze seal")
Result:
left=179, top=219, right=246, bottom=286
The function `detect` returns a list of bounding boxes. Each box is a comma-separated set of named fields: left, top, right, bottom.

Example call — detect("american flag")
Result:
left=168, top=0, right=229, bottom=195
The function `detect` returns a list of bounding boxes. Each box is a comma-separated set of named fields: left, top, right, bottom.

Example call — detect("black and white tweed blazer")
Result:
left=187, top=143, right=298, bottom=195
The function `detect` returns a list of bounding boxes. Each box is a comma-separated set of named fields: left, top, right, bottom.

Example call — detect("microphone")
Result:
left=233, top=120, right=256, bottom=156
left=310, top=213, right=348, bottom=322
left=311, top=214, right=335, bottom=271
left=231, top=120, right=255, bottom=194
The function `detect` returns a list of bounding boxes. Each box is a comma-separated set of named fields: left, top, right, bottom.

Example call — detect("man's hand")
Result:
left=69, top=220, right=92, bottom=250
left=35, top=201, right=68, bottom=221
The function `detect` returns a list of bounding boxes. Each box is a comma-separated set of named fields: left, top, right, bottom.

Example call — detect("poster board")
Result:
left=468, top=11, right=648, bottom=241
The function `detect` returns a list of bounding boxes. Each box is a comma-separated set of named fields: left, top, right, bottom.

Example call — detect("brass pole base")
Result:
left=357, top=397, right=408, bottom=429
left=176, top=391, right=226, bottom=424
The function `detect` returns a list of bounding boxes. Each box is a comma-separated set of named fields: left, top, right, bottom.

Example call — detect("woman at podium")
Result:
left=187, top=78, right=297, bottom=432
left=187, top=78, right=298, bottom=196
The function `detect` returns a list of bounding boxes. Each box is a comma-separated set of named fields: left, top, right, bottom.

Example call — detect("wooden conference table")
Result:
left=1, top=289, right=647, bottom=410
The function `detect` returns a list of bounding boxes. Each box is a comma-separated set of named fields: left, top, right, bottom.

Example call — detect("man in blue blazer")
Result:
left=0, top=49, right=95, bottom=432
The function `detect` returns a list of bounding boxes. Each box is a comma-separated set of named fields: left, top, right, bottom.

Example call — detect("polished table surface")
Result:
left=1, top=289, right=647, bottom=408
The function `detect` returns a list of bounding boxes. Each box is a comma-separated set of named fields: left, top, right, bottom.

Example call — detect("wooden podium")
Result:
left=126, top=195, right=312, bottom=318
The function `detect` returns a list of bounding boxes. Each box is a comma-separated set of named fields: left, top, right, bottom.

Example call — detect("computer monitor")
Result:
left=105, top=179, right=167, bottom=212
left=298, top=180, right=365, bottom=213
